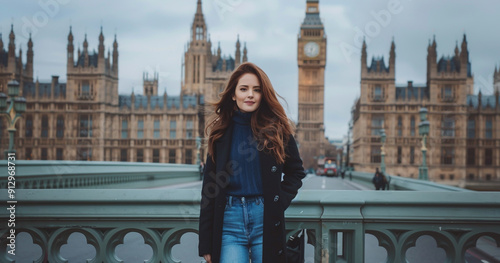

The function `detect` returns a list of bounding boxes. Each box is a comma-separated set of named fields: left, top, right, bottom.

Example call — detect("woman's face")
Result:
left=232, top=73, right=262, bottom=113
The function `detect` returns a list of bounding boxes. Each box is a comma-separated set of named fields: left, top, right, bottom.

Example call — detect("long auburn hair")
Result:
left=205, top=62, right=294, bottom=164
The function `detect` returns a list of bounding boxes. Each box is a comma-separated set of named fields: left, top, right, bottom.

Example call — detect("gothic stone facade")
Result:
left=0, top=0, right=247, bottom=163
left=351, top=35, right=500, bottom=188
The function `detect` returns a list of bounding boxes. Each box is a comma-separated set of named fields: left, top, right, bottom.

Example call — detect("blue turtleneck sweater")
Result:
left=226, top=111, right=263, bottom=197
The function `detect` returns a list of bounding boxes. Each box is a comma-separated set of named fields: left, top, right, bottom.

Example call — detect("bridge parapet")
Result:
left=1, top=189, right=498, bottom=262
left=0, top=160, right=199, bottom=189
left=348, top=171, right=473, bottom=191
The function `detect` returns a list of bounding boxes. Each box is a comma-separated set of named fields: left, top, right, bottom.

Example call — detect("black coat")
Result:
left=198, top=124, right=306, bottom=263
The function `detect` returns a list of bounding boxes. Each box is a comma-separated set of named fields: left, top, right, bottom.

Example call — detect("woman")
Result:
left=198, top=62, right=306, bottom=263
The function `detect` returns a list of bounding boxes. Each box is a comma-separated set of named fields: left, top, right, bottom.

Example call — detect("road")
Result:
left=9, top=175, right=499, bottom=263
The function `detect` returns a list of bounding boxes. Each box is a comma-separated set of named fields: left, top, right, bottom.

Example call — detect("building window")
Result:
left=485, top=117, right=493, bottom=139
left=41, top=148, right=48, bottom=160
left=467, top=148, right=475, bottom=165
left=441, top=147, right=454, bottom=165
left=441, top=117, right=455, bottom=137
left=186, top=120, right=194, bottom=139
left=397, top=146, right=402, bottom=164
left=371, top=115, right=384, bottom=136
left=484, top=148, right=493, bottom=166
left=196, top=26, right=203, bottom=40
left=25, top=148, right=32, bottom=160
left=120, top=149, right=128, bottom=162
left=56, top=148, right=63, bottom=160
left=77, top=148, right=92, bottom=161
left=153, top=149, right=160, bottom=163
left=137, top=149, right=143, bottom=162
left=121, top=120, right=128, bottom=139
left=370, top=146, right=381, bottom=163
left=409, top=146, right=415, bottom=164
left=442, top=85, right=453, bottom=101
left=486, top=174, right=492, bottom=181
left=304, top=131, right=310, bottom=141
left=154, top=119, right=160, bottom=139
left=468, top=174, right=475, bottom=180
left=185, top=149, right=193, bottom=164
left=25, top=115, right=33, bottom=138
left=397, top=116, right=403, bottom=137
left=170, top=120, right=177, bottom=139
left=0, top=119, right=2, bottom=138
left=410, top=116, right=415, bottom=136
left=449, top=174, right=455, bottom=180
left=169, top=149, right=176, bottom=163
left=373, top=85, right=383, bottom=101
left=56, top=115, right=64, bottom=138
left=82, top=81, right=90, bottom=96
left=137, top=120, right=144, bottom=139
left=467, top=118, right=475, bottom=139
left=79, top=115, right=92, bottom=137
left=41, top=115, right=49, bottom=138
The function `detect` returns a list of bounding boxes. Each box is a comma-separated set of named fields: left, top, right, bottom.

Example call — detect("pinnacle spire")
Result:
left=191, top=0, right=207, bottom=42
left=9, top=23, right=15, bottom=43
left=28, top=33, right=33, bottom=49
left=242, top=42, right=247, bottom=62
left=99, top=26, right=104, bottom=43
left=68, top=26, right=73, bottom=42
left=196, top=0, right=202, bottom=14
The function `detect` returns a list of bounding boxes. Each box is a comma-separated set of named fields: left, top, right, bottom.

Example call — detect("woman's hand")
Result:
left=203, top=254, right=212, bottom=263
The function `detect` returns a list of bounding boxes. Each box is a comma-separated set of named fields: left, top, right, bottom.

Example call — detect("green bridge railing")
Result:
left=0, top=160, right=199, bottom=189
left=1, top=189, right=499, bottom=263
left=0, top=161, right=499, bottom=262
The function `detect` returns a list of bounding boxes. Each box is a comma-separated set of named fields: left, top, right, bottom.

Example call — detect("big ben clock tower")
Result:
left=297, top=0, right=327, bottom=170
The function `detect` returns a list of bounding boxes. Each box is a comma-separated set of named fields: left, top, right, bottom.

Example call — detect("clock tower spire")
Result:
left=297, top=0, right=327, bottom=170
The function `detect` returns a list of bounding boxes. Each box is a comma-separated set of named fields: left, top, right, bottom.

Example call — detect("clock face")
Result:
left=304, top=42, right=319, bottom=57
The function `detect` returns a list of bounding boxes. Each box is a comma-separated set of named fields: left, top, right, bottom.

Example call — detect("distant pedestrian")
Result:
left=372, top=168, right=385, bottom=190
left=381, top=172, right=388, bottom=190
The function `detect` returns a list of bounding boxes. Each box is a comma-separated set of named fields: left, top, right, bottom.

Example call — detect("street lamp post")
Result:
left=380, top=129, right=386, bottom=174
left=418, top=107, right=430, bottom=180
left=0, top=80, right=26, bottom=159
left=345, top=121, right=352, bottom=169
left=195, top=137, right=201, bottom=165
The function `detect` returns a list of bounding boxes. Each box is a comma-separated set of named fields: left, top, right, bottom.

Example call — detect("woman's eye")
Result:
left=240, top=87, right=247, bottom=91
left=254, top=88, right=261, bottom=93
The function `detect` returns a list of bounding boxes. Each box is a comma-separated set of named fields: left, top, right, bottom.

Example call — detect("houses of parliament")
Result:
left=352, top=36, right=500, bottom=187
left=0, top=0, right=247, bottom=163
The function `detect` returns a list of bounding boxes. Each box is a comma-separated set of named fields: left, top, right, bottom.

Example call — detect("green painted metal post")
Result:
left=6, top=128, right=16, bottom=156
left=380, top=129, right=386, bottom=174
left=419, top=135, right=428, bottom=180
left=1, top=80, right=26, bottom=159
left=418, top=107, right=429, bottom=180
left=196, top=137, right=201, bottom=165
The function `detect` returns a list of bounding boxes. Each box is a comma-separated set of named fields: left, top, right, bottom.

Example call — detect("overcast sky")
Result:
left=2, top=0, right=499, bottom=139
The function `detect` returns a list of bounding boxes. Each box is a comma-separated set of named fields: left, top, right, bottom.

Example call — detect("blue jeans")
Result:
left=220, top=195, right=264, bottom=263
